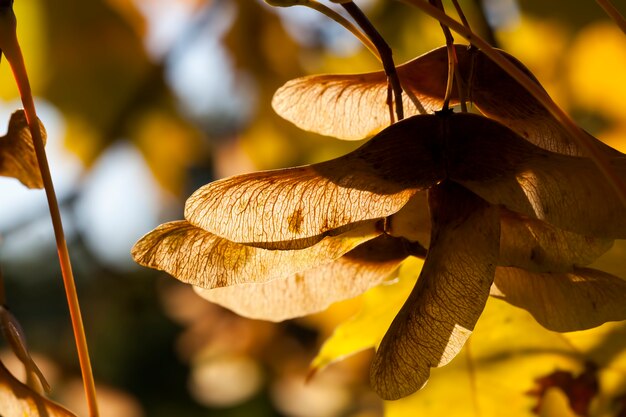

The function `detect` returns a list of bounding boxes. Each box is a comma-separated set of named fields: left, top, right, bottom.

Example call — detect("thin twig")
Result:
left=470, top=0, right=499, bottom=48
left=0, top=5, right=99, bottom=416
left=596, top=0, right=626, bottom=35
left=400, top=0, right=626, bottom=211
left=267, top=0, right=382, bottom=61
left=341, top=1, right=405, bottom=121
left=451, top=0, right=471, bottom=29
left=305, top=1, right=381, bottom=60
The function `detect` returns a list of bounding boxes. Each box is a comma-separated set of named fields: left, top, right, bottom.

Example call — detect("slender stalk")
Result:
left=431, top=0, right=467, bottom=112
left=400, top=0, right=626, bottom=209
left=596, top=0, right=626, bottom=35
left=430, top=0, right=457, bottom=111
left=470, top=0, right=499, bottom=47
left=0, top=267, right=6, bottom=305
left=0, top=6, right=99, bottom=416
left=267, top=0, right=381, bottom=61
left=341, top=1, right=405, bottom=121
left=451, top=0, right=470, bottom=29
left=305, top=1, right=381, bottom=60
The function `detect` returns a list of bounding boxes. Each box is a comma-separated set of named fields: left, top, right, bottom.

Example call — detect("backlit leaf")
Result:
left=0, top=360, right=77, bottom=417
left=311, top=257, right=422, bottom=373
left=0, top=110, right=46, bottom=188
left=370, top=181, right=500, bottom=400
left=185, top=116, right=446, bottom=245
left=131, top=220, right=380, bottom=288
left=194, top=235, right=421, bottom=322
left=492, top=267, right=626, bottom=332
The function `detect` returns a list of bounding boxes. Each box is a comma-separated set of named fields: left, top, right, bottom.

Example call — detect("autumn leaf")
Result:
left=0, top=110, right=47, bottom=188
left=0, top=360, right=77, bottom=417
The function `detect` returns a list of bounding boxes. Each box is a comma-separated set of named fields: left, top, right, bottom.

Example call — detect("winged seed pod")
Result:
left=133, top=111, right=626, bottom=399
left=272, top=44, right=620, bottom=157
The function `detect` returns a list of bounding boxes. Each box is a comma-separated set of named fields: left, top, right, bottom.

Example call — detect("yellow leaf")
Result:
left=0, top=360, right=77, bottom=417
left=371, top=181, right=500, bottom=400
left=131, top=220, right=380, bottom=288
left=0, top=110, right=46, bottom=188
left=384, top=298, right=582, bottom=417
left=311, top=257, right=423, bottom=373
left=195, top=235, right=418, bottom=322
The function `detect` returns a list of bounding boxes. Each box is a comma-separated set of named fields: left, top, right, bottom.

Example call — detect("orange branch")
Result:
left=0, top=5, right=99, bottom=416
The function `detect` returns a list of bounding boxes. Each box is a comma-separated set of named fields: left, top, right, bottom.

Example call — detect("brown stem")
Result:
left=470, top=0, right=499, bottom=48
left=305, top=1, right=381, bottom=60
left=0, top=6, right=99, bottom=416
left=596, top=0, right=626, bottom=35
left=341, top=1, right=404, bottom=122
left=432, top=0, right=467, bottom=112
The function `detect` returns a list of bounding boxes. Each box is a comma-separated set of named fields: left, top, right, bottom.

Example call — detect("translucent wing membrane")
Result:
left=499, top=209, right=613, bottom=273
left=273, top=45, right=621, bottom=158
left=195, top=235, right=420, bottom=321
left=492, top=267, right=626, bottom=332
left=131, top=220, right=380, bottom=288
left=371, top=182, right=500, bottom=400
left=185, top=116, right=446, bottom=245
left=0, top=361, right=77, bottom=417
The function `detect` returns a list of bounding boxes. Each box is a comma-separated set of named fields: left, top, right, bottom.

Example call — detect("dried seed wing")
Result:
left=492, top=267, right=626, bottom=332
left=194, top=235, right=420, bottom=321
left=131, top=220, right=380, bottom=288
left=464, top=48, right=621, bottom=157
left=499, top=209, right=613, bottom=273
left=271, top=47, right=450, bottom=140
left=0, top=360, right=77, bottom=417
left=370, top=181, right=500, bottom=400
left=459, top=151, right=626, bottom=239
left=185, top=116, right=444, bottom=244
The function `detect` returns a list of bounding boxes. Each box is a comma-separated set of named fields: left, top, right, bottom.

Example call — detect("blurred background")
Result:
left=0, top=0, right=625, bottom=416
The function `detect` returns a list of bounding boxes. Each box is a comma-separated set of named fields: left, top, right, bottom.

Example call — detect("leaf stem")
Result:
left=304, top=1, right=382, bottom=61
left=0, top=6, right=99, bottom=417
left=596, top=0, right=626, bottom=35
left=341, top=1, right=405, bottom=122
left=400, top=0, right=626, bottom=210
